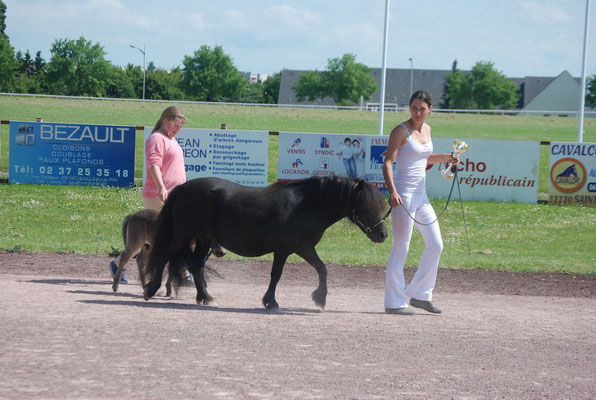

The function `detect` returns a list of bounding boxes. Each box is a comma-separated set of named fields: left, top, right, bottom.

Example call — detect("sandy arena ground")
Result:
left=0, top=250, right=595, bottom=399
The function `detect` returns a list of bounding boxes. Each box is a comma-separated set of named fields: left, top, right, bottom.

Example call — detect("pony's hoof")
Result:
left=263, top=300, right=280, bottom=311
left=196, top=296, right=217, bottom=306
left=144, top=282, right=160, bottom=300
left=311, top=290, right=327, bottom=310
left=203, top=299, right=218, bottom=307
left=112, top=286, right=118, bottom=293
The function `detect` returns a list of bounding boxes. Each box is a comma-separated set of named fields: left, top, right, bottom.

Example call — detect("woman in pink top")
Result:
left=109, top=106, right=186, bottom=284
left=142, top=106, right=187, bottom=210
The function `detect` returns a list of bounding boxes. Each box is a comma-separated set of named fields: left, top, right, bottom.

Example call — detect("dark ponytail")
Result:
left=409, top=90, right=432, bottom=107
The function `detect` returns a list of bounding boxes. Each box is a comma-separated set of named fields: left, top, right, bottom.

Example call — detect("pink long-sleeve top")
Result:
left=141, top=131, right=186, bottom=199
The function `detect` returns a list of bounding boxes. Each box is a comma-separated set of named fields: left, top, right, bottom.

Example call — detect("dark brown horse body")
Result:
left=143, top=175, right=388, bottom=310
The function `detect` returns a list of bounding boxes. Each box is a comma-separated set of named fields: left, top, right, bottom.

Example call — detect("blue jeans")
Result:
left=342, top=157, right=357, bottom=178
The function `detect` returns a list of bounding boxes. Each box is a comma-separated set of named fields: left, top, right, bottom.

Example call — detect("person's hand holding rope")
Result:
left=388, top=189, right=403, bottom=208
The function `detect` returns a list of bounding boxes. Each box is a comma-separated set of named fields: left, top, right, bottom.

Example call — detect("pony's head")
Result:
left=348, top=178, right=389, bottom=243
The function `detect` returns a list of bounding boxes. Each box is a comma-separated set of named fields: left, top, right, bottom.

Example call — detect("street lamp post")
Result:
left=409, top=58, right=413, bottom=99
left=130, top=44, right=146, bottom=100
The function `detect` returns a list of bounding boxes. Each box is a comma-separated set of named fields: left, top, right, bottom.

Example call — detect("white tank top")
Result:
left=395, top=123, right=433, bottom=194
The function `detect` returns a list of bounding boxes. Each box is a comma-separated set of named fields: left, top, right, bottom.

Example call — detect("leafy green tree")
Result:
left=229, top=81, right=262, bottom=103
left=294, top=53, right=377, bottom=106
left=12, top=50, right=46, bottom=94
left=586, top=73, right=596, bottom=108
left=441, top=59, right=473, bottom=109
left=45, top=36, right=111, bottom=96
left=469, top=61, right=519, bottom=109
left=262, top=71, right=281, bottom=104
left=122, top=63, right=144, bottom=98
left=294, top=70, right=325, bottom=102
left=104, top=65, right=135, bottom=99
left=182, top=45, right=246, bottom=101
left=0, top=35, right=16, bottom=90
left=442, top=60, right=519, bottom=109
left=11, top=73, right=42, bottom=94
left=0, top=1, right=6, bottom=38
left=34, top=51, right=45, bottom=74
left=145, top=67, right=184, bottom=100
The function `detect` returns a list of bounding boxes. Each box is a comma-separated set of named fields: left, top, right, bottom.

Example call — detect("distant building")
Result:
left=516, top=71, right=582, bottom=115
left=242, top=72, right=269, bottom=83
left=278, top=67, right=590, bottom=114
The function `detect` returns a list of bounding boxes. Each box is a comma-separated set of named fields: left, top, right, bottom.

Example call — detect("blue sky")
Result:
left=5, top=0, right=595, bottom=78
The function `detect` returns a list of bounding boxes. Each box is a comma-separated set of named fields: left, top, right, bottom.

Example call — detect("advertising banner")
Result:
left=352, top=136, right=540, bottom=203
left=365, top=137, right=539, bottom=203
left=277, top=132, right=370, bottom=180
left=363, top=135, right=395, bottom=189
left=426, top=138, right=539, bottom=203
left=9, top=121, right=135, bottom=187
left=548, top=142, right=596, bottom=206
left=144, top=128, right=269, bottom=187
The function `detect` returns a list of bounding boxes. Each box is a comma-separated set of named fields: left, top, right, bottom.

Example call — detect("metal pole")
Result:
left=130, top=44, right=146, bottom=100
left=378, top=0, right=390, bottom=136
left=409, top=58, right=413, bottom=98
left=578, top=0, right=590, bottom=142
left=142, top=44, right=146, bottom=100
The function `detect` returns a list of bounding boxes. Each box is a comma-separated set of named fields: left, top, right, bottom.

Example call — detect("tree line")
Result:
left=0, top=1, right=594, bottom=108
left=1, top=35, right=282, bottom=104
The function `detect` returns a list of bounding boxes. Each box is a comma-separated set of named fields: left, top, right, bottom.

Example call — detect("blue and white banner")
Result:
left=9, top=121, right=135, bottom=187
left=144, top=128, right=269, bottom=187
left=277, top=132, right=371, bottom=180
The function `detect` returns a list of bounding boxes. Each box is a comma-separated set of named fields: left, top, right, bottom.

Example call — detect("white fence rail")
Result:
left=2, top=92, right=595, bottom=117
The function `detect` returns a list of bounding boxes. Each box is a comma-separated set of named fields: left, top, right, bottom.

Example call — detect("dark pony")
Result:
left=143, top=175, right=388, bottom=310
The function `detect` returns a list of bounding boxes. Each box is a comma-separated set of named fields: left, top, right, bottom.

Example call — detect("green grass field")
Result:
left=1, top=95, right=595, bottom=274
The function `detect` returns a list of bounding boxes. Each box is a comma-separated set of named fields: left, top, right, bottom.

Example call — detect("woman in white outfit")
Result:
left=382, top=90, right=459, bottom=315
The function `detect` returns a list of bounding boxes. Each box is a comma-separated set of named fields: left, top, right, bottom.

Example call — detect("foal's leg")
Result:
left=188, top=241, right=215, bottom=306
left=262, top=253, right=289, bottom=310
left=296, top=247, right=328, bottom=309
left=113, top=238, right=144, bottom=292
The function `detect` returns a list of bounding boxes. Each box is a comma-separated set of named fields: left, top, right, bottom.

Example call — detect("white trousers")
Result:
left=384, top=191, right=443, bottom=309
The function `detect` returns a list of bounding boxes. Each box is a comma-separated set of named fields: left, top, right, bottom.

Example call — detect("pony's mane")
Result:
left=265, top=175, right=350, bottom=191
left=263, top=176, right=386, bottom=217
left=352, top=178, right=387, bottom=217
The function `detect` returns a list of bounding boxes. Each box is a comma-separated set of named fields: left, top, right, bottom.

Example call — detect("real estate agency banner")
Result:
left=365, top=137, right=540, bottom=203
left=144, top=128, right=269, bottom=187
left=277, top=132, right=371, bottom=180
left=548, top=142, right=596, bottom=206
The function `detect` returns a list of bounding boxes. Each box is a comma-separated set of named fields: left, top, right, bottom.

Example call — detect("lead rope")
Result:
left=397, top=167, right=458, bottom=226
left=391, top=167, right=471, bottom=255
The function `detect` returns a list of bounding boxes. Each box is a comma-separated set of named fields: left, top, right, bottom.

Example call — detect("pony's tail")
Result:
left=167, top=248, right=190, bottom=294
left=167, top=247, right=223, bottom=293
left=143, top=191, right=178, bottom=299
